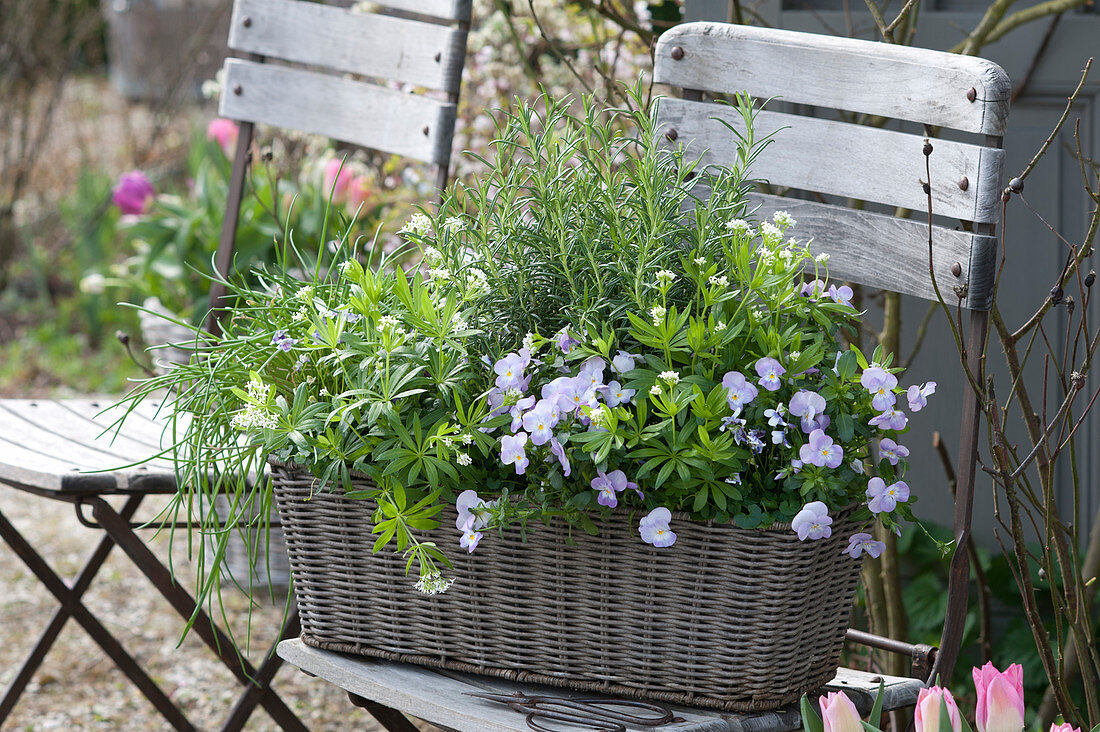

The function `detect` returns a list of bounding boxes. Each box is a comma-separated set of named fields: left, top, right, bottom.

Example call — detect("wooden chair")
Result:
left=652, top=21, right=1009, bottom=685
left=268, top=22, right=1010, bottom=732
left=0, top=1, right=469, bottom=729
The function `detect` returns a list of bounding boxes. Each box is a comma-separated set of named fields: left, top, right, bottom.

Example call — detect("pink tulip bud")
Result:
left=323, top=158, right=354, bottom=204
left=112, top=171, right=155, bottom=216
left=915, top=686, right=962, bottom=732
left=206, top=118, right=239, bottom=157
left=973, top=662, right=1025, bottom=732
left=820, top=691, right=863, bottom=732
left=1049, top=724, right=1081, bottom=732
left=346, top=175, right=373, bottom=215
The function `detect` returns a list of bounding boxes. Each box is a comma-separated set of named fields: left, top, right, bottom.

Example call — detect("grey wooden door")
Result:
left=683, top=0, right=1099, bottom=548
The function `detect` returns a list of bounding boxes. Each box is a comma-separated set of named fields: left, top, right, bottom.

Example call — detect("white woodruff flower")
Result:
left=649, top=304, right=666, bottom=325
left=726, top=219, right=753, bottom=237
left=655, top=269, right=676, bottom=284
left=399, top=212, right=432, bottom=236
left=649, top=384, right=662, bottom=396
left=772, top=210, right=796, bottom=230
left=815, top=252, right=830, bottom=264
left=457, top=452, right=472, bottom=466
left=693, top=256, right=706, bottom=266
left=443, top=216, right=465, bottom=233
left=659, top=370, right=679, bottom=384
left=761, top=221, right=782, bottom=242
left=708, top=274, right=729, bottom=288
left=294, top=285, right=313, bottom=301
left=522, top=332, right=536, bottom=351
left=414, top=571, right=454, bottom=595
left=429, top=267, right=451, bottom=281
left=422, top=246, right=443, bottom=264
left=714, top=320, right=727, bottom=331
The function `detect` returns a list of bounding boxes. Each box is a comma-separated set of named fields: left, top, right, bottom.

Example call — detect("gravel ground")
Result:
left=0, top=487, right=439, bottom=731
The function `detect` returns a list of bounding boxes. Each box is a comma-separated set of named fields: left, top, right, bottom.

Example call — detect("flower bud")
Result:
left=820, top=691, right=863, bottom=732
left=1085, top=270, right=1095, bottom=288
left=973, top=662, right=1025, bottom=732
left=112, top=171, right=155, bottom=216
left=205, top=118, right=239, bottom=157
left=916, top=686, right=962, bottom=732
left=1049, top=723, right=1081, bottom=732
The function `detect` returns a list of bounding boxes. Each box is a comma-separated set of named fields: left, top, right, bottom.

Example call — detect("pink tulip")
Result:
left=206, top=118, right=239, bottom=157
left=112, top=171, right=155, bottom=215
left=1049, top=724, right=1081, bottom=732
left=820, top=691, right=863, bottom=732
left=346, top=175, right=374, bottom=215
left=915, top=686, right=962, bottom=732
left=323, top=158, right=354, bottom=204
left=974, top=662, right=1025, bottom=732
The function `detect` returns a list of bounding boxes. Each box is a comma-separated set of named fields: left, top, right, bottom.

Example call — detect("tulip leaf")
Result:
left=1090, top=725, right=1099, bottom=732
left=862, top=722, right=882, bottom=732
left=800, top=694, right=824, bottom=732
left=939, top=695, right=954, bottom=732
left=868, top=679, right=885, bottom=729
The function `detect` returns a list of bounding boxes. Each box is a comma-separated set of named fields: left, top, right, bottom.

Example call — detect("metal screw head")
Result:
left=422, top=126, right=430, bottom=136
left=967, top=87, right=977, bottom=102
left=434, top=51, right=442, bottom=62
left=665, top=128, right=678, bottom=141
left=1009, top=177, right=1024, bottom=194
left=242, top=16, right=252, bottom=27
left=951, top=262, right=963, bottom=277
left=233, top=84, right=242, bottom=96
left=957, top=176, right=969, bottom=191
left=671, top=46, right=684, bottom=60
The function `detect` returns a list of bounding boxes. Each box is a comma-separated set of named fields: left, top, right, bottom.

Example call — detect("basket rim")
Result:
left=268, top=457, right=861, bottom=534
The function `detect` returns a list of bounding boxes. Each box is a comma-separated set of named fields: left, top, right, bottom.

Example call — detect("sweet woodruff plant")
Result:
left=127, top=86, right=936, bottom=591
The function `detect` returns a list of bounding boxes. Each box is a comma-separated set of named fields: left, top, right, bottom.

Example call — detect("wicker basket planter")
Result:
left=271, top=460, right=863, bottom=712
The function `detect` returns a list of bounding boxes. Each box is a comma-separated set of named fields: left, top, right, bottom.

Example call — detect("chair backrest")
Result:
left=654, top=22, right=1011, bottom=684
left=654, top=23, right=1009, bottom=312
left=205, top=0, right=471, bottom=331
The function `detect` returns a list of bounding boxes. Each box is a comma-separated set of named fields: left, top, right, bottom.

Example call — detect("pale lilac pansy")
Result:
left=639, top=507, right=677, bottom=547
left=792, top=501, right=832, bottom=540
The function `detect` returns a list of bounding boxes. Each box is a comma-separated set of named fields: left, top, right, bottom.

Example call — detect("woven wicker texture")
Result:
left=271, top=462, right=863, bottom=711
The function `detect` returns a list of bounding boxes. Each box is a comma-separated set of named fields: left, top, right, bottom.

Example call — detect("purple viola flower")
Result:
left=720, top=414, right=746, bottom=434
left=459, top=516, right=483, bottom=553
left=860, top=366, right=898, bottom=411
left=800, top=429, right=844, bottom=468
left=500, top=432, right=529, bottom=475
left=271, top=330, right=297, bottom=352
left=522, top=401, right=556, bottom=446
left=721, top=371, right=759, bottom=414
left=611, top=350, right=638, bottom=375
left=772, top=428, right=791, bottom=447
left=845, top=532, right=885, bottom=559
left=603, top=380, right=635, bottom=407
left=639, top=507, right=677, bottom=548
left=851, top=459, right=866, bottom=475
left=792, top=501, right=832, bottom=540
left=789, top=390, right=827, bottom=433
left=869, top=406, right=908, bottom=431
left=112, top=171, right=155, bottom=215
left=828, top=284, right=854, bottom=308
left=494, top=352, right=527, bottom=391
left=879, top=437, right=909, bottom=466
left=591, top=469, right=637, bottom=509
left=801, top=279, right=826, bottom=301
left=765, top=405, right=788, bottom=428
left=555, top=327, right=580, bottom=354
left=455, top=489, right=493, bottom=530
left=578, top=356, right=606, bottom=391
left=746, top=430, right=767, bottom=453
left=755, top=357, right=786, bottom=392
left=790, top=458, right=804, bottom=474
left=509, top=395, right=536, bottom=433
left=548, top=436, right=571, bottom=477
left=906, top=382, right=937, bottom=412
left=865, top=477, right=910, bottom=513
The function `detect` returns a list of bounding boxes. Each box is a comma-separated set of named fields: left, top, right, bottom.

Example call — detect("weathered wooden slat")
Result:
left=228, top=0, right=467, bottom=92
left=747, top=193, right=997, bottom=310
left=659, top=98, right=1004, bottom=224
left=219, top=59, right=456, bottom=165
left=654, top=22, right=1010, bottom=136
left=372, top=0, right=471, bottom=21
left=277, top=639, right=923, bottom=732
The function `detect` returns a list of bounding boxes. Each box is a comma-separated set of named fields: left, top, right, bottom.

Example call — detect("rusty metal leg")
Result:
left=86, top=496, right=307, bottom=731
left=219, top=608, right=301, bottom=732
left=0, top=501, right=194, bottom=731
left=932, top=309, right=989, bottom=685
left=349, top=693, right=422, bottom=732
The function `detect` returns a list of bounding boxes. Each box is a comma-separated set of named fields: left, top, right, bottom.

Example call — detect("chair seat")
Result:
left=0, top=398, right=180, bottom=496
left=276, top=638, right=924, bottom=732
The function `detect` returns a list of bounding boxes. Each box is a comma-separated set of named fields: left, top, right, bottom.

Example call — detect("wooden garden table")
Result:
left=277, top=638, right=923, bottom=732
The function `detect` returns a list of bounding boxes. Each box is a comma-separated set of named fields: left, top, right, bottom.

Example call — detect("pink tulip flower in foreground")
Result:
left=819, top=691, right=862, bottom=732
left=915, top=686, right=962, bottom=732
left=1049, top=723, right=1081, bottom=732
left=112, top=171, right=155, bottom=215
left=974, top=662, right=1025, bottom=732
